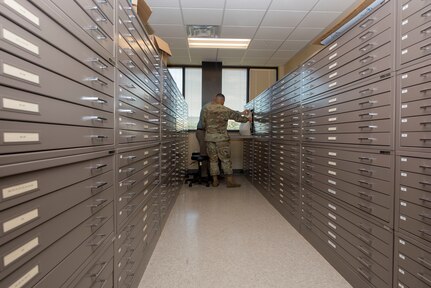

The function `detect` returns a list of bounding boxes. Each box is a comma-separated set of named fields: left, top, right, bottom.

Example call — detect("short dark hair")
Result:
left=215, top=93, right=225, bottom=99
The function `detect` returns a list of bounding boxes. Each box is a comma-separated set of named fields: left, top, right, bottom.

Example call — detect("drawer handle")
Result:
left=88, top=58, right=108, bottom=69
left=88, top=234, right=107, bottom=247
left=359, top=31, right=374, bottom=40
left=125, top=155, right=137, bottom=160
left=356, top=256, right=371, bottom=268
left=359, top=191, right=373, bottom=200
left=420, top=165, right=431, bottom=170
left=357, top=233, right=372, bottom=245
left=359, top=88, right=375, bottom=95
left=420, top=44, right=431, bottom=51
left=420, top=180, right=431, bottom=186
left=420, top=121, right=431, bottom=126
left=359, top=68, right=374, bottom=76
left=420, top=138, right=431, bottom=142
left=358, top=137, right=375, bottom=141
left=359, top=55, right=375, bottom=64
left=359, top=18, right=374, bottom=29
left=359, top=112, right=378, bottom=117
left=90, top=261, right=108, bottom=279
left=118, top=109, right=135, bottom=114
left=91, top=164, right=108, bottom=170
left=88, top=199, right=107, bottom=208
left=420, top=229, right=431, bottom=237
left=359, top=43, right=374, bottom=52
left=91, top=182, right=108, bottom=190
left=420, top=27, right=431, bottom=35
left=86, top=26, right=106, bottom=40
left=358, top=125, right=378, bottom=129
left=358, top=168, right=372, bottom=174
left=357, top=267, right=371, bottom=280
left=124, top=180, right=137, bottom=187
left=305, top=137, right=315, bottom=140
left=89, top=116, right=108, bottom=122
left=358, top=156, right=374, bottom=162
left=358, top=100, right=377, bottom=107
left=357, top=245, right=371, bottom=256
left=359, top=223, right=372, bottom=232
left=417, top=273, right=431, bottom=285
left=85, top=77, right=108, bottom=86
left=121, top=168, right=135, bottom=173
left=420, top=71, right=431, bottom=78
left=418, top=257, right=431, bottom=269
left=358, top=203, right=372, bottom=212
left=420, top=213, right=431, bottom=220
left=120, top=95, right=136, bottom=101
left=421, top=9, right=431, bottom=18
left=420, top=104, right=431, bottom=109
left=82, top=96, right=108, bottom=104
left=89, top=6, right=107, bottom=22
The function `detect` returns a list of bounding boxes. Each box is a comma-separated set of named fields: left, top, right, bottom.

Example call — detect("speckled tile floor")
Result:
left=139, top=176, right=352, bottom=288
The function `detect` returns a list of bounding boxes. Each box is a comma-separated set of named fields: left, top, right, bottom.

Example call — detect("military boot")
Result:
left=226, top=175, right=241, bottom=188
left=212, top=175, right=219, bottom=187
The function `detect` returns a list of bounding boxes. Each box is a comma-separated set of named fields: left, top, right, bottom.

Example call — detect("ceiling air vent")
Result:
left=187, top=25, right=220, bottom=38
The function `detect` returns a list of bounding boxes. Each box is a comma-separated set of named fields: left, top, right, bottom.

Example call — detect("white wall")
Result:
left=187, top=132, right=244, bottom=170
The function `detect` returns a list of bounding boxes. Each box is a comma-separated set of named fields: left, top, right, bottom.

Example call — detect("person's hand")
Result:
left=242, top=109, right=250, bottom=115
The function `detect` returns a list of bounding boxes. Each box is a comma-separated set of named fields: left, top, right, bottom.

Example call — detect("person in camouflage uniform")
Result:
left=202, top=93, right=250, bottom=188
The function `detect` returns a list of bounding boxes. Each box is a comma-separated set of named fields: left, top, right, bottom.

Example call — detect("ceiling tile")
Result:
left=245, top=49, right=275, bottom=58
left=189, top=48, right=218, bottom=58
left=299, top=11, right=341, bottom=28
left=226, top=0, right=272, bottom=10
left=180, top=0, right=225, bottom=9
left=254, top=27, right=294, bottom=40
left=182, top=8, right=223, bottom=25
left=272, top=49, right=297, bottom=58
left=163, top=37, right=189, bottom=49
left=241, top=57, right=269, bottom=66
left=217, top=49, right=247, bottom=58
left=248, top=39, right=283, bottom=50
left=168, top=57, right=191, bottom=65
left=146, top=0, right=180, bottom=8
left=266, top=58, right=290, bottom=67
left=150, top=24, right=187, bottom=37
left=313, top=0, right=357, bottom=12
left=261, top=11, right=307, bottom=27
left=280, top=40, right=309, bottom=50
left=148, top=8, right=183, bottom=25
left=288, top=27, right=322, bottom=40
left=223, top=10, right=266, bottom=26
left=220, top=26, right=258, bottom=38
left=170, top=48, right=190, bottom=58
left=269, top=0, right=319, bottom=10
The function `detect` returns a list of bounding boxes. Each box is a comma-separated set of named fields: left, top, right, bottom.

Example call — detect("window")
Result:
left=168, top=67, right=183, bottom=94
left=222, top=68, right=248, bottom=130
left=185, top=68, right=202, bottom=130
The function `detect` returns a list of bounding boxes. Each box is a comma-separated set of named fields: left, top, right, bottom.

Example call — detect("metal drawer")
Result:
left=400, top=155, right=431, bottom=176
left=304, top=162, right=393, bottom=196
left=302, top=132, right=392, bottom=147
left=401, top=115, right=431, bottom=131
left=400, top=132, right=431, bottom=148
left=117, top=174, right=158, bottom=213
left=0, top=87, right=114, bottom=129
left=401, top=38, right=431, bottom=65
left=118, top=72, right=159, bottom=102
left=303, top=119, right=392, bottom=134
left=118, top=116, right=159, bottom=133
left=76, top=0, right=114, bottom=23
left=0, top=197, right=113, bottom=281
left=67, top=255, right=113, bottom=288
left=399, top=199, right=431, bottom=228
left=117, top=145, right=160, bottom=168
left=0, top=121, right=113, bottom=154
left=303, top=105, right=392, bottom=124
left=401, top=20, right=431, bottom=50
left=0, top=170, right=113, bottom=244
left=118, top=156, right=159, bottom=181
left=401, top=98, right=431, bottom=119
left=47, top=0, right=114, bottom=51
left=118, top=86, right=160, bottom=112
left=271, top=149, right=300, bottom=161
left=118, top=101, right=159, bottom=123
left=401, top=2, right=431, bottom=34
left=1, top=208, right=113, bottom=288
left=303, top=175, right=391, bottom=222
left=118, top=130, right=160, bottom=144
left=304, top=26, right=392, bottom=85
left=400, top=170, right=431, bottom=192
left=0, top=16, right=114, bottom=93
left=397, top=264, right=431, bottom=288
left=1, top=51, right=114, bottom=99
left=118, top=166, right=159, bottom=198
left=399, top=213, right=431, bottom=243
left=0, top=0, right=114, bottom=79
left=303, top=153, right=392, bottom=182
left=399, top=60, right=431, bottom=88
left=271, top=135, right=300, bottom=141
left=302, top=0, right=392, bottom=69
left=271, top=143, right=300, bottom=153
left=302, top=56, right=392, bottom=101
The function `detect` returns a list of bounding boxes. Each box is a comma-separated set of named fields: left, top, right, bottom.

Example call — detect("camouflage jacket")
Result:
left=202, top=103, right=249, bottom=142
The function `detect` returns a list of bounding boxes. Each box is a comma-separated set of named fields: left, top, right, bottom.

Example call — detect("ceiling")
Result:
left=146, top=0, right=359, bottom=67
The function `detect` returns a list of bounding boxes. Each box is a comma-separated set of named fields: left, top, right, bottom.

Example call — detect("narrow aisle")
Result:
left=139, top=177, right=352, bottom=288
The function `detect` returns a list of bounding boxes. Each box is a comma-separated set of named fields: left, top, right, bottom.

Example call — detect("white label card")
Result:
left=4, top=237, right=39, bottom=266
left=2, top=29, right=39, bottom=55
left=3, top=209, right=39, bottom=233
left=3, top=64, right=40, bottom=84
left=3, top=98, right=39, bottom=113
left=9, top=265, right=39, bottom=288
left=3, top=133, right=39, bottom=143
left=2, top=180, right=38, bottom=199
left=4, top=0, right=40, bottom=26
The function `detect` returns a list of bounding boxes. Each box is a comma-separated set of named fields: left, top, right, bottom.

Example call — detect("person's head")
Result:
left=214, top=93, right=225, bottom=105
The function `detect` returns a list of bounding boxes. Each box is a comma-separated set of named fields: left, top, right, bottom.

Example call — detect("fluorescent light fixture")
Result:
left=188, top=38, right=250, bottom=49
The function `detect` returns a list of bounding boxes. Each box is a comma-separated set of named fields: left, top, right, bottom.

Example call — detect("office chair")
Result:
left=185, top=152, right=210, bottom=187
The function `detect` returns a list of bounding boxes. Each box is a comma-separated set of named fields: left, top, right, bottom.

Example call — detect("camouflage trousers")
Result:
left=206, top=141, right=233, bottom=176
